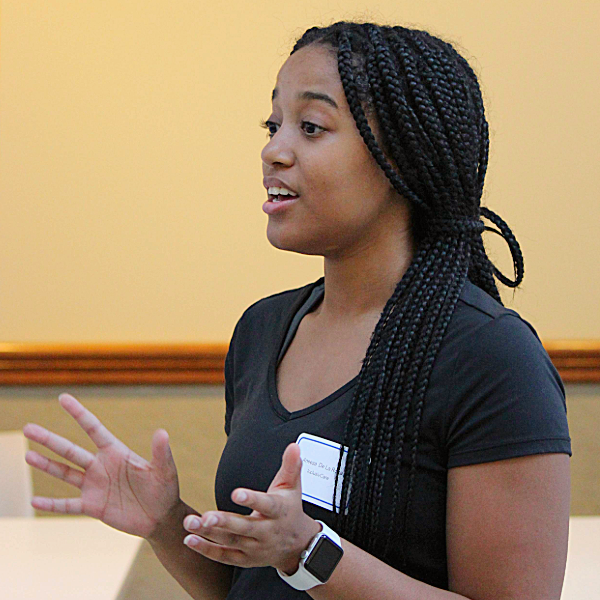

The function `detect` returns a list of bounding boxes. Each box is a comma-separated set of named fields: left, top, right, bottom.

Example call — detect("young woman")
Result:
left=23, top=21, right=571, bottom=600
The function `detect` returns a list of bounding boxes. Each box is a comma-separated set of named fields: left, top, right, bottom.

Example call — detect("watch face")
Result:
left=303, top=537, right=344, bottom=582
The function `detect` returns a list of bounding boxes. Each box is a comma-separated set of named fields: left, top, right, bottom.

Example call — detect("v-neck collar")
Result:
left=267, top=277, right=359, bottom=421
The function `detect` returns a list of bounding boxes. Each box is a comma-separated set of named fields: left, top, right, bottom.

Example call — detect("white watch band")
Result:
left=276, top=520, right=343, bottom=591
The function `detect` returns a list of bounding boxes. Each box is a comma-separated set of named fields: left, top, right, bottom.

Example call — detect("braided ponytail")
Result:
left=291, top=21, right=524, bottom=563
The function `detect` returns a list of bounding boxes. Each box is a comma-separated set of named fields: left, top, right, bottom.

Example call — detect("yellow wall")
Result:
left=1, top=0, right=599, bottom=344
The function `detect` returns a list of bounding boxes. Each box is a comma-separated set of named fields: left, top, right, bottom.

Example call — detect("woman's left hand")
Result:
left=182, top=443, right=321, bottom=573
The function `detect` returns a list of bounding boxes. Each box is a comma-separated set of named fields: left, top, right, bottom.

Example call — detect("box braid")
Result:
left=290, top=22, right=524, bottom=564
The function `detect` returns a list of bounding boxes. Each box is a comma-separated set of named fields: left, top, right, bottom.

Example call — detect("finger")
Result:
left=231, top=489, right=280, bottom=519
left=31, top=496, right=83, bottom=515
left=23, top=423, right=94, bottom=469
left=183, top=535, right=247, bottom=567
left=269, top=443, right=303, bottom=491
left=195, top=526, right=255, bottom=550
left=151, top=429, right=177, bottom=479
left=185, top=512, right=260, bottom=540
left=26, top=450, right=84, bottom=489
left=58, top=393, right=118, bottom=450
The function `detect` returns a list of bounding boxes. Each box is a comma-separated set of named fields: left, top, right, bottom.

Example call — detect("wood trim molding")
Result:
left=0, top=341, right=599, bottom=386
left=0, top=343, right=228, bottom=386
left=544, top=341, right=600, bottom=383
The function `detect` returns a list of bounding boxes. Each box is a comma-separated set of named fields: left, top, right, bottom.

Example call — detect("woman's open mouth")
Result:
left=267, top=185, right=299, bottom=202
left=268, top=193, right=299, bottom=203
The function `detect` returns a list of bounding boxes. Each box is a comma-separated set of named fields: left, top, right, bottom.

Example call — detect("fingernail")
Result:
left=203, top=515, right=217, bottom=527
left=184, top=535, right=198, bottom=547
left=188, top=517, right=201, bottom=530
left=236, top=491, right=248, bottom=502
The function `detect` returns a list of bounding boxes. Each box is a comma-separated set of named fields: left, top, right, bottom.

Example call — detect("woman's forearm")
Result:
left=308, top=537, right=468, bottom=600
left=147, top=500, right=233, bottom=600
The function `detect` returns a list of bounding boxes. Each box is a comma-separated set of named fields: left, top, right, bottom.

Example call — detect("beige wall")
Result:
left=0, top=383, right=597, bottom=515
left=1, top=0, right=599, bottom=344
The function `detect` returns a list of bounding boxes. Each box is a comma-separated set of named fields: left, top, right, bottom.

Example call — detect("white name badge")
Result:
left=296, top=433, right=348, bottom=511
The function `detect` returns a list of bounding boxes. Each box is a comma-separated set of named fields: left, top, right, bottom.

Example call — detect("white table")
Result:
left=0, top=516, right=142, bottom=600
left=562, top=516, right=600, bottom=599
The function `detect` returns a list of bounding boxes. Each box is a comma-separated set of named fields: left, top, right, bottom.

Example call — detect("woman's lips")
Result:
left=262, top=194, right=299, bottom=215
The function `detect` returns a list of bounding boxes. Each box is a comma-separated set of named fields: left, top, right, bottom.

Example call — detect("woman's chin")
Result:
left=266, top=228, right=323, bottom=256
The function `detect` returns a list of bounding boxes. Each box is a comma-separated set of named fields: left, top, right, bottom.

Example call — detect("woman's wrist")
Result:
left=146, top=498, right=196, bottom=546
left=279, top=516, right=323, bottom=575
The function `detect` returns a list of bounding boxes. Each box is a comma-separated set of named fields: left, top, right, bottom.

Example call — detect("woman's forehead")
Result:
left=274, top=45, right=341, bottom=97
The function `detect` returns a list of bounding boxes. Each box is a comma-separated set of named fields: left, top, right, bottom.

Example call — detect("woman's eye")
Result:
left=259, top=119, right=324, bottom=138
left=301, top=121, right=325, bottom=136
left=259, top=119, right=278, bottom=138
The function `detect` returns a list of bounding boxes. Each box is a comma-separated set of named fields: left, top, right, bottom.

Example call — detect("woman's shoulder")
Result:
left=450, top=280, right=542, bottom=347
left=448, top=280, right=557, bottom=384
left=440, top=280, right=567, bottom=429
left=456, top=280, right=522, bottom=323
left=443, top=280, right=559, bottom=385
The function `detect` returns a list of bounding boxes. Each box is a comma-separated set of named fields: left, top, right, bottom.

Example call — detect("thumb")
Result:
left=269, top=443, right=303, bottom=492
left=151, top=429, right=177, bottom=478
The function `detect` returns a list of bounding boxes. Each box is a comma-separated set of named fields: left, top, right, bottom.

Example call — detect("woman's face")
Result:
left=261, top=43, right=408, bottom=258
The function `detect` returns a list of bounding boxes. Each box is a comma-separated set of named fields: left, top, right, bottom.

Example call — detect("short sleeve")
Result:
left=445, top=313, right=571, bottom=468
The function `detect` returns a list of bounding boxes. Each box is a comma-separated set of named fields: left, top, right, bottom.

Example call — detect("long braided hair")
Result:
left=289, top=22, right=525, bottom=564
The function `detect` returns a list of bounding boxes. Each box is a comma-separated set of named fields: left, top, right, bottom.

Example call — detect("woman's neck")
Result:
left=316, top=225, right=414, bottom=324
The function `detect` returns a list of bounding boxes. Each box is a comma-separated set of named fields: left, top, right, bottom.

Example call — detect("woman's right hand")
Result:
left=23, top=392, right=181, bottom=540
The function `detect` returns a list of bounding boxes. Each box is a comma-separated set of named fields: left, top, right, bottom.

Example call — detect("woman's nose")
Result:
left=260, top=129, right=294, bottom=167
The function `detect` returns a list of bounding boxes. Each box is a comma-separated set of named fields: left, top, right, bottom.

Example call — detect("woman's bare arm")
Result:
left=308, top=453, right=570, bottom=600
left=446, top=453, right=570, bottom=600
left=146, top=499, right=233, bottom=600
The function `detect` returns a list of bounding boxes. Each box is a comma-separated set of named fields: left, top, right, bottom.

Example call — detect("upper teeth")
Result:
left=268, top=187, right=297, bottom=196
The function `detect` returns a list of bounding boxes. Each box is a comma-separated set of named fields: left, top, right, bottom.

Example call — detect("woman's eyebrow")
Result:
left=271, top=88, right=339, bottom=110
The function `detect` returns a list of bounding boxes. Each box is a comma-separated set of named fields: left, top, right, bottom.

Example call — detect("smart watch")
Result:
left=277, top=520, right=344, bottom=590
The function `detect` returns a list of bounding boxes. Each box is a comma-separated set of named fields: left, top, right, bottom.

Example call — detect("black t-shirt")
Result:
left=214, top=277, right=571, bottom=599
